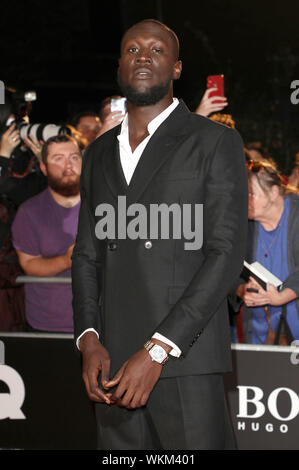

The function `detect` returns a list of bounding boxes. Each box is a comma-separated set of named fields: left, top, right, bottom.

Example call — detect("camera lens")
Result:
left=19, top=123, right=71, bottom=142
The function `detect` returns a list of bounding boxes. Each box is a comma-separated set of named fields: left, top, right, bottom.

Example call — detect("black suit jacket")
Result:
left=72, top=100, right=248, bottom=378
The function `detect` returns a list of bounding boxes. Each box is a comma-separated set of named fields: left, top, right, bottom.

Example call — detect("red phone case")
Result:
left=207, top=75, right=224, bottom=104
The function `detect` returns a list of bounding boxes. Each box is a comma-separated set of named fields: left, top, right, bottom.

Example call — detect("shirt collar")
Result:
left=118, top=98, right=179, bottom=145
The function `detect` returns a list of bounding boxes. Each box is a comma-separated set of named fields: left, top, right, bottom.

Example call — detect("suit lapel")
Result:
left=102, top=100, right=190, bottom=204
left=102, top=126, right=128, bottom=199
left=126, top=100, right=190, bottom=205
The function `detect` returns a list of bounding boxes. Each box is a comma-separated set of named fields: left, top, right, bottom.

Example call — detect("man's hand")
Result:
left=64, top=243, right=75, bottom=269
left=79, top=331, right=112, bottom=404
left=104, top=348, right=163, bottom=409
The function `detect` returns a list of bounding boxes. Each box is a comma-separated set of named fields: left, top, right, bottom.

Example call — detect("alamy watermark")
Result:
left=290, top=340, right=299, bottom=365
left=95, top=196, right=203, bottom=250
left=290, top=80, right=299, bottom=104
left=0, top=81, right=4, bottom=104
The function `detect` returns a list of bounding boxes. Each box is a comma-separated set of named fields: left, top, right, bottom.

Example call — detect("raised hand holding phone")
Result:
left=195, top=75, right=228, bottom=117
left=207, top=74, right=225, bottom=104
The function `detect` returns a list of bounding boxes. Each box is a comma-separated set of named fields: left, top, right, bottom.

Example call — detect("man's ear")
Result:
left=173, top=60, right=182, bottom=81
left=40, top=162, right=47, bottom=177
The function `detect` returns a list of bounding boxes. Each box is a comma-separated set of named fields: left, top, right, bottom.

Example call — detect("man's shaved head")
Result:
left=121, top=19, right=180, bottom=61
left=118, top=18, right=182, bottom=107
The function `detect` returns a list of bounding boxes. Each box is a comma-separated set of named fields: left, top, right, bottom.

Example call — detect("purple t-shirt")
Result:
left=12, top=188, right=80, bottom=332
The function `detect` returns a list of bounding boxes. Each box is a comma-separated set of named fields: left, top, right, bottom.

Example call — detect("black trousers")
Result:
left=95, top=374, right=235, bottom=450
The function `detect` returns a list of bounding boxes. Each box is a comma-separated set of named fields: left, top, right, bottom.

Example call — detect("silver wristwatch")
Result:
left=144, top=340, right=169, bottom=365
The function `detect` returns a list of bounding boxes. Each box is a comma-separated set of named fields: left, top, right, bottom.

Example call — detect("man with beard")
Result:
left=12, top=135, right=81, bottom=332
left=72, top=20, right=247, bottom=449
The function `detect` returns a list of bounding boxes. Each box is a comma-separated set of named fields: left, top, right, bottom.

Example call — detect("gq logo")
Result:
left=0, top=341, right=26, bottom=419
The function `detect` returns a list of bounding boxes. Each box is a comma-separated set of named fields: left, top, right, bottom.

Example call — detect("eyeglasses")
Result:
left=246, top=159, right=286, bottom=186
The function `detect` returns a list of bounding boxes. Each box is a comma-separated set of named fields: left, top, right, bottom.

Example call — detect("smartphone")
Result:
left=207, top=74, right=224, bottom=104
left=111, top=97, right=127, bottom=114
left=24, top=91, right=37, bottom=102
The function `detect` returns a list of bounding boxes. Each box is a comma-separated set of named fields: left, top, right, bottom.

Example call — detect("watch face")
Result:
left=150, top=345, right=167, bottom=363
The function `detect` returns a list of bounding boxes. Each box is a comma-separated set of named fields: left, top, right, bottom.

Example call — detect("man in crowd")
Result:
left=12, top=135, right=81, bottom=332
left=97, top=96, right=126, bottom=136
left=73, top=111, right=102, bottom=145
left=72, top=19, right=248, bottom=449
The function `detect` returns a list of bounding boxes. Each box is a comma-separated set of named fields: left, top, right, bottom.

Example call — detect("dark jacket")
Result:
left=72, top=100, right=248, bottom=377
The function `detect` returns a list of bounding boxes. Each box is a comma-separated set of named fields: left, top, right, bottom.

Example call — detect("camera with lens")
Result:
left=12, top=119, right=72, bottom=143
left=5, top=88, right=72, bottom=143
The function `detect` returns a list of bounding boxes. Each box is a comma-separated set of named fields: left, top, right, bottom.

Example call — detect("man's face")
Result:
left=76, top=115, right=102, bottom=144
left=41, top=141, right=82, bottom=197
left=118, top=22, right=182, bottom=106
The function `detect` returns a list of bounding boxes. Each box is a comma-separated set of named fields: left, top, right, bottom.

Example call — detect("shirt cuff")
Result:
left=76, top=328, right=99, bottom=350
left=152, top=332, right=182, bottom=358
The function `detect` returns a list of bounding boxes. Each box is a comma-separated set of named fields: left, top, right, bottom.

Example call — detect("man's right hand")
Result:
left=79, top=331, right=112, bottom=404
left=65, top=243, right=75, bottom=269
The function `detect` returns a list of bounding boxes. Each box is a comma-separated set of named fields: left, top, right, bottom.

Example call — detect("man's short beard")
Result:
left=47, top=173, right=80, bottom=197
left=117, top=73, right=172, bottom=107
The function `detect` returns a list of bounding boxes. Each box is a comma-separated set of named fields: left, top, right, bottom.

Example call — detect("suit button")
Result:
left=144, top=241, right=152, bottom=249
left=108, top=242, right=118, bottom=251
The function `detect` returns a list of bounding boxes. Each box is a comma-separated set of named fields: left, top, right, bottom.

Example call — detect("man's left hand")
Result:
left=104, top=348, right=163, bottom=409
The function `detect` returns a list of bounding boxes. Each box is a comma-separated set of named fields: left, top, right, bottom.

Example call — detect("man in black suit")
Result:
left=72, top=19, right=248, bottom=450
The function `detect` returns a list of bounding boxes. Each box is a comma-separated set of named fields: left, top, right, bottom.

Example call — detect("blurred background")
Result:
left=1, top=0, right=299, bottom=172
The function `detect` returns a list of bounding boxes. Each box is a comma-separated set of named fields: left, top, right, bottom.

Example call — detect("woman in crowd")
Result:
left=288, top=151, right=299, bottom=190
left=234, top=159, right=299, bottom=344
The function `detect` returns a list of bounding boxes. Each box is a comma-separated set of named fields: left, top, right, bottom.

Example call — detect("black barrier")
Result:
left=0, top=334, right=298, bottom=450
left=225, top=344, right=299, bottom=450
left=0, top=334, right=97, bottom=450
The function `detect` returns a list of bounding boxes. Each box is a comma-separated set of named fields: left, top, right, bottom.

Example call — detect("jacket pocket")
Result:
left=156, top=171, right=199, bottom=182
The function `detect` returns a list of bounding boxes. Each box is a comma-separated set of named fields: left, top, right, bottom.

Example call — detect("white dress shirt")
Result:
left=77, top=98, right=182, bottom=358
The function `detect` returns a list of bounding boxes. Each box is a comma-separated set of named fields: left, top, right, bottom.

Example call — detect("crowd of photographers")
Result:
left=0, top=87, right=299, bottom=345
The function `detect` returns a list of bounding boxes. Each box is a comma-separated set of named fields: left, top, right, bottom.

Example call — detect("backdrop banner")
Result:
left=0, top=334, right=298, bottom=450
